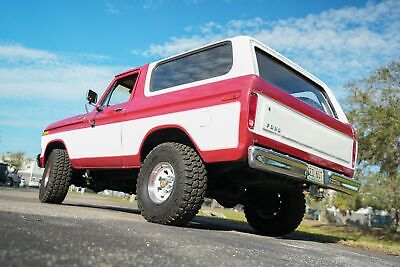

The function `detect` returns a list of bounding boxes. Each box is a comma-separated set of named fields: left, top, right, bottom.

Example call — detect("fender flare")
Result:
left=138, top=124, right=204, bottom=162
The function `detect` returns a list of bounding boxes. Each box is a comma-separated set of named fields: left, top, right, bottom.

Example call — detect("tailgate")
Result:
left=252, top=94, right=354, bottom=169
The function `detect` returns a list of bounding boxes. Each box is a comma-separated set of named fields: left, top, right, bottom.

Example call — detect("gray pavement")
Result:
left=0, top=187, right=399, bottom=266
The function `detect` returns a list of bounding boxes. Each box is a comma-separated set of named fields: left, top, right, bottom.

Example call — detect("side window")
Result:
left=151, top=42, right=233, bottom=92
left=103, top=73, right=138, bottom=107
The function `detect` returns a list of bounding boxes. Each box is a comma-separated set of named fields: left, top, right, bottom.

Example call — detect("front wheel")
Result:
left=137, top=142, right=207, bottom=226
left=39, top=149, right=73, bottom=204
left=244, top=188, right=305, bottom=236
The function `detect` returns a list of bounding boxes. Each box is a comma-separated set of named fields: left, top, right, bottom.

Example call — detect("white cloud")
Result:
left=142, top=36, right=213, bottom=58
left=142, top=0, right=206, bottom=9
left=0, top=64, right=120, bottom=101
left=142, top=0, right=163, bottom=10
left=0, top=44, right=57, bottom=63
left=183, top=0, right=205, bottom=5
left=138, top=0, right=400, bottom=94
left=105, top=1, right=120, bottom=15
left=0, top=44, right=127, bottom=152
left=0, top=44, right=125, bottom=101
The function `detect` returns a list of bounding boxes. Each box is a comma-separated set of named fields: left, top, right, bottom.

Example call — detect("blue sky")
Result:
left=0, top=0, right=399, bottom=157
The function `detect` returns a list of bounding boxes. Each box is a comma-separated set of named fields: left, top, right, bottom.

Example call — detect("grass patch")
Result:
left=199, top=207, right=400, bottom=256
left=69, top=190, right=135, bottom=205
left=298, top=221, right=400, bottom=256
left=199, top=207, right=247, bottom=222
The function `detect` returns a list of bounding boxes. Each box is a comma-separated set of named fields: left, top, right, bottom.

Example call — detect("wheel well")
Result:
left=44, top=142, right=66, bottom=165
left=140, top=128, right=197, bottom=162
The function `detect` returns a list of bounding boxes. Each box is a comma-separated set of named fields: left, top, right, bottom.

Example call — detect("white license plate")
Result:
left=306, top=165, right=324, bottom=184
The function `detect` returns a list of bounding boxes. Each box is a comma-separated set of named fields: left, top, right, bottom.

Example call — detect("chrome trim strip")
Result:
left=248, top=145, right=361, bottom=194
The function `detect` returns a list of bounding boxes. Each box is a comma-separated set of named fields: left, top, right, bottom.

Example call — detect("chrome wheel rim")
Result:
left=148, top=162, right=175, bottom=204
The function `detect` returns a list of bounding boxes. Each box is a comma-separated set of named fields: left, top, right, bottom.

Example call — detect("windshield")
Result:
left=255, top=47, right=335, bottom=117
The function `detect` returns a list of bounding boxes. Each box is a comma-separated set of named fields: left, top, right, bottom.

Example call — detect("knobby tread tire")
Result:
left=244, top=188, right=305, bottom=236
left=39, top=149, right=72, bottom=204
left=137, top=142, right=207, bottom=226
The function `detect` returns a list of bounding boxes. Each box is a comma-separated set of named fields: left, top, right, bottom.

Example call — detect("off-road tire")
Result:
left=39, top=149, right=73, bottom=204
left=137, top=142, right=207, bottom=226
left=244, top=188, right=305, bottom=236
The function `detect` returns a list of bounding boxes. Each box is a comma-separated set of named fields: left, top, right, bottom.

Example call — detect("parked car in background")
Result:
left=8, top=172, right=21, bottom=187
left=28, top=176, right=41, bottom=188
left=0, top=163, right=10, bottom=185
left=0, top=162, right=21, bottom=187
left=19, top=177, right=27, bottom=187
left=18, top=160, right=44, bottom=188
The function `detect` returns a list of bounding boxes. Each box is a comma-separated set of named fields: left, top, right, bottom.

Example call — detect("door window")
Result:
left=102, top=73, right=138, bottom=107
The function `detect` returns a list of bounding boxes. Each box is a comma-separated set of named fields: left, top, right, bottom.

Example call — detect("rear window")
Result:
left=255, top=47, right=335, bottom=117
left=151, top=42, right=233, bottom=92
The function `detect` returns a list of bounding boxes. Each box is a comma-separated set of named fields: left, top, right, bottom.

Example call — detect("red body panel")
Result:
left=42, top=69, right=354, bottom=177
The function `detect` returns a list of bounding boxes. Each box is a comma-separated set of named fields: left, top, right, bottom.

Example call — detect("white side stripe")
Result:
left=41, top=102, right=241, bottom=159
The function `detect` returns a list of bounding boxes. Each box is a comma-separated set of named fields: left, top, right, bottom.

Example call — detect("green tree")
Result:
left=2, top=151, right=26, bottom=171
left=332, top=192, right=362, bottom=214
left=361, top=172, right=400, bottom=212
left=345, top=61, right=400, bottom=229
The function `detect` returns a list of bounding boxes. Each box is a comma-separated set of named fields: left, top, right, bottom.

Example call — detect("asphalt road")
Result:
left=0, top=187, right=399, bottom=267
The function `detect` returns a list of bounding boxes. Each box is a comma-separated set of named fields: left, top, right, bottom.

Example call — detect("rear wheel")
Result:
left=39, top=149, right=72, bottom=204
left=137, top=142, right=207, bottom=226
left=244, top=188, right=305, bottom=236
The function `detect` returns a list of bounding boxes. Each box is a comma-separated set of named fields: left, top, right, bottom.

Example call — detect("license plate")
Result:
left=306, top=165, right=324, bottom=184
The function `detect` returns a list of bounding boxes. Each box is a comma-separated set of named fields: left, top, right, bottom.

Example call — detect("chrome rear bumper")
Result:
left=248, top=145, right=361, bottom=195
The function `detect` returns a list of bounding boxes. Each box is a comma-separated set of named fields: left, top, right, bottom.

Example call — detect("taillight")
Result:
left=248, top=92, right=258, bottom=129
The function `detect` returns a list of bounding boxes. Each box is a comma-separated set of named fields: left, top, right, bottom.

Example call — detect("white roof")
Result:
left=148, top=35, right=348, bottom=122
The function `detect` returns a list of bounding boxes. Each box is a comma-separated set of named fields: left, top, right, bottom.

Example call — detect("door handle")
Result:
left=114, top=107, right=124, bottom=112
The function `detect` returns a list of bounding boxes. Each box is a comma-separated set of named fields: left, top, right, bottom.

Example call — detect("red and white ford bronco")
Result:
left=38, top=36, right=360, bottom=236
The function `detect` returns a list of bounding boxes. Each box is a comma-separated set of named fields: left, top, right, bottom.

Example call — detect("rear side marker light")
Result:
left=350, top=126, right=358, bottom=169
left=352, top=139, right=357, bottom=168
left=248, top=92, right=258, bottom=130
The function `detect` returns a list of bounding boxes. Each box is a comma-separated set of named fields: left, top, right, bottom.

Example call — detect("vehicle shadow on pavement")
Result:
left=63, top=203, right=141, bottom=215
left=62, top=202, right=342, bottom=244
left=190, top=217, right=343, bottom=244
left=284, top=231, right=343, bottom=243
left=190, top=216, right=255, bottom=234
